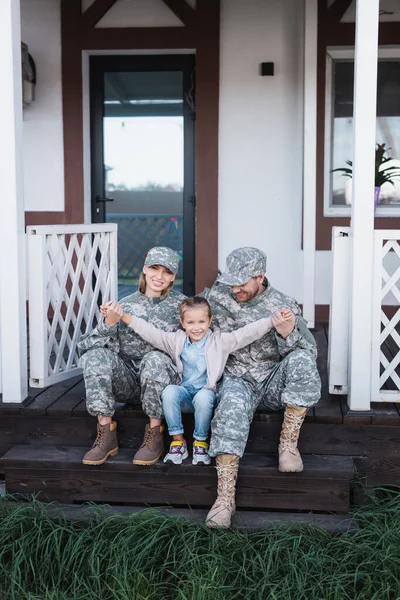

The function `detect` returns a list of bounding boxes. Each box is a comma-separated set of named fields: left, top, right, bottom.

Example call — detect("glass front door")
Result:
left=90, top=55, right=195, bottom=297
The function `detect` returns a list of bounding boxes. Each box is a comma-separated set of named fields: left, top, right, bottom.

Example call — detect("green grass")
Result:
left=1, top=493, right=400, bottom=600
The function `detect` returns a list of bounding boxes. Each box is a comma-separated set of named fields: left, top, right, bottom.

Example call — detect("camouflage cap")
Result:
left=217, top=247, right=267, bottom=286
left=144, top=246, right=180, bottom=274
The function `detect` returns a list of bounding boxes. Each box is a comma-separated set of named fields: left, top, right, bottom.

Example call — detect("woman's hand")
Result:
left=272, top=307, right=296, bottom=339
left=104, top=301, right=124, bottom=326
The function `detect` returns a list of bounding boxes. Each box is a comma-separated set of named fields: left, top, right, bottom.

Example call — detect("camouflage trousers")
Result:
left=209, top=349, right=321, bottom=458
left=81, top=348, right=177, bottom=419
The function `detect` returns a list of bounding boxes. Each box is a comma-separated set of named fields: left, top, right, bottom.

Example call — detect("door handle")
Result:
left=96, top=196, right=114, bottom=203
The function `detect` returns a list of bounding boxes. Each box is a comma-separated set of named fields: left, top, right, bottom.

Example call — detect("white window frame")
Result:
left=324, top=46, right=400, bottom=217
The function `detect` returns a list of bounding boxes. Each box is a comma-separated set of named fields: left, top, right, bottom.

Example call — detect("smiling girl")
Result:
left=106, top=296, right=283, bottom=466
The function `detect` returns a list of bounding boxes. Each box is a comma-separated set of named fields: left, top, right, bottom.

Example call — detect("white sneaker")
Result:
left=192, top=440, right=211, bottom=465
left=163, top=440, right=188, bottom=465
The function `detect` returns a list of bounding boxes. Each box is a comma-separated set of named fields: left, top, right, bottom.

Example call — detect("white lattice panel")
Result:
left=371, top=231, right=400, bottom=402
left=27, top=225, right=118, bottom=387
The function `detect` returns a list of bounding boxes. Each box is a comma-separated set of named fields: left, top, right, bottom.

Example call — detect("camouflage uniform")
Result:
left=77, top=247, right=185, bottom=419
left=204, top=247, right=321, bottom=458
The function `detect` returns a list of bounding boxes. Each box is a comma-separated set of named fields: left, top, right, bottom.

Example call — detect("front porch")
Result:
left=1, top=323, right=400, bottom=516
left=1, top=0, right=400, bottom=525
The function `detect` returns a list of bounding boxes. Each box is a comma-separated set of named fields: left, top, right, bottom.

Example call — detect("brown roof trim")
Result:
left=161, top=0, right=196, bottom=28
left=327, top=0, right=353, bottom=23
left=81, top=0, right=119, bottom=29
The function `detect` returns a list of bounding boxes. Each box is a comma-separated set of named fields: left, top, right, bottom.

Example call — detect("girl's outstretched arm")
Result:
left=107, top=307, right=178, bottom=358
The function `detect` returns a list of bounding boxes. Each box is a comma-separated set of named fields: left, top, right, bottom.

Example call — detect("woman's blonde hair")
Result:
left=139, top=268, right=175, bottom=295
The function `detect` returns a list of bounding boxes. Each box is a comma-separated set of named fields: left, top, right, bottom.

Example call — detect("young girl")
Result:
left=106, top=296, right=284, bottom=466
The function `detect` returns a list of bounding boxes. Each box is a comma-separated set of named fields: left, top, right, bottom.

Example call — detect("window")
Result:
left=324, top=48, right=400, bottom=216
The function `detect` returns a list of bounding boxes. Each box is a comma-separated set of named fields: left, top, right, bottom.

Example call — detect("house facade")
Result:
left=1, top=0, right=400, bottom=409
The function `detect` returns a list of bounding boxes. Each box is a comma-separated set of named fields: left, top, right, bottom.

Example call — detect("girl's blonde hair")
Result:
left=179, top=296, right=212, bottom=320
left=139, top=269, right=175, bottom=295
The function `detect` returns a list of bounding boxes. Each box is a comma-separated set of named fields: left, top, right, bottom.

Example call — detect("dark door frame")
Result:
left=89, top=54, right=195, bottom=295
left=26, top=0, right=220, bottom=293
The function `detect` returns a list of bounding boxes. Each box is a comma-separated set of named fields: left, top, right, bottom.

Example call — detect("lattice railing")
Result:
left=371, top=231, right=400, bottom=402
left=108, top=214, right=183, bottom=280
left=27, top=225, right=118, bottom=387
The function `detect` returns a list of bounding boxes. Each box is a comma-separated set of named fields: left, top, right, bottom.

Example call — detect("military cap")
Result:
left=218, top=247, right=267, bottom=286
left=144, top=246, right=180, bottom=274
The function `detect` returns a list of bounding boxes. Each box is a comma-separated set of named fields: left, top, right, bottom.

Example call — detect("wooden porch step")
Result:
left=1, top=445, right=355, bottom=513
left=3, top=414, right=400, bottom=466
left=12, top=502, right=356, bottom=534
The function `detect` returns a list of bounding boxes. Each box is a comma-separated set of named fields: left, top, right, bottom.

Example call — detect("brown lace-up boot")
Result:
left=278, top=406, right=307, bottom=472
left=82, top=421, right=118, bottom=465
left=132, top=424, right=165, bottom=465
left=205, top=454, right=239, bottom=528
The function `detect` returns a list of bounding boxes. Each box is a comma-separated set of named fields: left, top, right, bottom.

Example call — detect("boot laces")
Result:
left=93, top=426, right=105, bottom=448
left=142, top=426, right=156, bottom=447
left=280, top=412, right=304, bottom=452
left=215, top=464, right=236, bottom=507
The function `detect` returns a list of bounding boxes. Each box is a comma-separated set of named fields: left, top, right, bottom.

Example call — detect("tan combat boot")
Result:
left=82, top=421, right=118, bottom=465
left=278, top=406, right=307, bottom=472
left=205, top=454, right=239, bottom=528
left=132, top=424, right=165, bottom=465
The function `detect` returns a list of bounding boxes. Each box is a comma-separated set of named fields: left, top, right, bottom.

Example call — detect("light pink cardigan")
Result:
left=127, top=315, right=273, bottom=390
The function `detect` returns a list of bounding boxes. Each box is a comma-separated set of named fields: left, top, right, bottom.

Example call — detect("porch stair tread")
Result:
left=0, top=444, right=354, bottom=476
left=18, top=502, right=358, bottom=534
left=1, top=445, right=355, bottom=513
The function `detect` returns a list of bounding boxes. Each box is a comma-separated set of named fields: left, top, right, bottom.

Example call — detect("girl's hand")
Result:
left=272, top=307, right=295, bottom=339
left=100, top=301, right=114, bottom=318
left=105, top=301, right=124, bottom=326
left=280, top=308, right=295, bottom=324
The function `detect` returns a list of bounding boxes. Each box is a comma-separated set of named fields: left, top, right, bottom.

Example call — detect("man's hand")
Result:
left=104, top=301, right=123, bottom=326
left=272, top=307, right=296, bottom=339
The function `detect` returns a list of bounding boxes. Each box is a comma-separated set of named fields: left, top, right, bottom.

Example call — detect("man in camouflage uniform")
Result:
left=204, top=247, right=321, bottom=527
left=77, top=247, right=185, bottom=466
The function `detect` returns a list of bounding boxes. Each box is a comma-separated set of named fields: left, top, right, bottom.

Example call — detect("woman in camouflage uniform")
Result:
left=78, top=247, right=185, bottom=466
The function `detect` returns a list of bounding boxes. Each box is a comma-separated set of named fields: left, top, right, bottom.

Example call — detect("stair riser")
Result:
left=2, top=416, right=274, bottom=471
left=2, top=416, right=400, bottom=474
left=4, top=468, right=350, bottom=512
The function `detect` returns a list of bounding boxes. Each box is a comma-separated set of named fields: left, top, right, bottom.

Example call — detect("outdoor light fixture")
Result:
left=260, top=62, right=274, bottom=76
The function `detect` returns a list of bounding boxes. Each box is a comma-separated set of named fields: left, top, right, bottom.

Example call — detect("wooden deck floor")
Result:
left=1, top=323, right=399, bottom=427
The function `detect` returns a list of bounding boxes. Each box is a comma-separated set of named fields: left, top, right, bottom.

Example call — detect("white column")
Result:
left=302, top=0, right=318, bottom=328
left=0, top=0, right=28, bottom=402
left=347, top=0, right=380, bottom=410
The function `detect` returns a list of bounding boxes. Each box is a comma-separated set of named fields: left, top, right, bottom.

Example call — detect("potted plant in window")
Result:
left=332, top=143, right=400, bottom=211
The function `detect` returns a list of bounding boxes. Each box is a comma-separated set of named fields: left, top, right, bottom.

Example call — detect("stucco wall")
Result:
left=21, top=0, right=64, bottom=212
left=218, top=0, right=307, bottom=302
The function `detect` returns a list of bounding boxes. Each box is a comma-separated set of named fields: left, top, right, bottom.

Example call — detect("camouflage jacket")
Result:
left=204, top=281, right=317, bottom=382
left=77, top=289, right=185, bottom=365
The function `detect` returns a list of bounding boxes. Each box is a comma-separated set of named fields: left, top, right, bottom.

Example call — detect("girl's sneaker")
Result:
left=192, top=440, right=211, bottom=465
left=163, top=440, right=188, bottom=465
